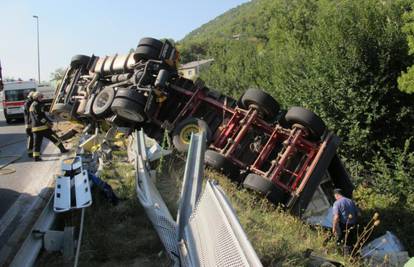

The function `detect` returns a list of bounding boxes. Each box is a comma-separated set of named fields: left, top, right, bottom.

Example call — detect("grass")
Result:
left=203, top=169, right=358, bottom=266
left=79, top=148, right=361, bottom=267
left=36, top=135, right=362, bottom=266
left=78, top=155, right=170, bottom=266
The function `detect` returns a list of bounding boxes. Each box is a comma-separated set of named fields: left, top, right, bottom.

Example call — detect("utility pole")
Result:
left=0, top=60, right=3, bottom=91
left=33, top=15, right=40, bottom=83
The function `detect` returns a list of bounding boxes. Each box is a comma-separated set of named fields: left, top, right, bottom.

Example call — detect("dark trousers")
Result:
left=26, top=128, right=34, bottom=156
left=337, top=223, right=358, bottom=249
left=33, top=128, right=64, bottom=159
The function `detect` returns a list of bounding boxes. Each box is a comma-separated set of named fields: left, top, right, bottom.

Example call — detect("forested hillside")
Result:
left=178, top=0, right=414, bottom=252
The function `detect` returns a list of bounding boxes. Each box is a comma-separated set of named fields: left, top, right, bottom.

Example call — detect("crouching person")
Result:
left=29, top=92, right=68, bottom=161
left=332, top=188, right=360, bottom=255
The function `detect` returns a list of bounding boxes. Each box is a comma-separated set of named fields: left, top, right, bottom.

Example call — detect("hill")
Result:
left=178, top=0, right=414, bottom=254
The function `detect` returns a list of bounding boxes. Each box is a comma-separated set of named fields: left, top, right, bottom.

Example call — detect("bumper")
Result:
left=4, top=112, right=24, bottom=119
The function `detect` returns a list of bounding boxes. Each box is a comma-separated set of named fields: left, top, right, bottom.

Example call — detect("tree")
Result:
left=398, top=3, right=414, bottom=94
left=184, top=0, right=414, bottom=163
left=50, top=68, right=66, bottom=83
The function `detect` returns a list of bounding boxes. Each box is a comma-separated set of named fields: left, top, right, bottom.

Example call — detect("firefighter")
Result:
left=24, top=91, right=35, bottom=157
left=29, top=92, right=68, bottom=161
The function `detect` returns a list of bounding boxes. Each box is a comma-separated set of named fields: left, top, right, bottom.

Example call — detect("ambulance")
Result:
left=1, top=80, right=37, bottom=123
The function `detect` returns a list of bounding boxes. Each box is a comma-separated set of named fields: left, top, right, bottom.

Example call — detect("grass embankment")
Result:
left=77, top=151, right=181, bottom=267
left=81, top=147, right=356, bottom=266
left=204, top=169, right=357, bottom=266
left=46, top=136, right=355, bottom=266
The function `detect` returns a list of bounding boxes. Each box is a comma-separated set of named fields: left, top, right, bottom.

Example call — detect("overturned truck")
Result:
left=50, top=37, right=354, bottom=217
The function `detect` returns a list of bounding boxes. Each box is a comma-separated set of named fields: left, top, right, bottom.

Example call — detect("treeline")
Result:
left=178, top=0, right=414, bottom=252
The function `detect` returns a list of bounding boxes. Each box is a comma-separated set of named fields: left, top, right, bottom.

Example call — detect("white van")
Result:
left=2, top=80, right=37, bottom=123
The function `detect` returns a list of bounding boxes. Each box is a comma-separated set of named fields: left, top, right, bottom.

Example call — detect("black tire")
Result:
left=115, top=88, right=147, bottom=103
left=92, top=87, right=115, bottom=118
left=134, top=46, right=160, bottom=61
left=5, top=116, right=11, bottom=124
left=284, top=107, right=326, bottom=139
left=51, top=103, right=72, bottom=120
left=137, top=37, right=164, bottom=50
left=172, top=117, right=212, bottom=152
left=70, top=55, right=90, bottom=68
left=241, top=89, right=280, bottom=120
left=243, top=173, right=289, bottom=204
left=110, top=115, right=134, bottom=128
left=111, top=98, right=146, bottom=122
left=204, top=149, right=241, bottom=181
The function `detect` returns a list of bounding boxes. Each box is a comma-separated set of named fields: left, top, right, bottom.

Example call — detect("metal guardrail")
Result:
left=134, top=130, right=180, bottom=266
left=176, top=131, right=206, bottom=241
left=179, top=180, right=262, bottom=267
left=133, top=129, right=262, bottom=266
left=8, top=131, right=100, bottom=267
left=10, top=195, right=56, bottom=267
left=9, top=128, right=262, bottom=267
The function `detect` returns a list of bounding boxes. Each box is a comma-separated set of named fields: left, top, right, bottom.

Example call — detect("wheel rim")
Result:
left=179, top=124, right=200, bottom=144
left=96, top=92, right=109, bottom=108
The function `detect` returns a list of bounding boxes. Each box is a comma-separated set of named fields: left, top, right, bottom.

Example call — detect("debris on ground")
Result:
left=361, top=231, right=410, bottom=266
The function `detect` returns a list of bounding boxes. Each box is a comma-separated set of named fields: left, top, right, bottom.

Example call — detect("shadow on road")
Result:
left=0, top=118, right=24, bottom=127
left=0, top=133, right=27, bottom=144
left=0, top=188, right=22, bottom=217
left=0, top=132, right=62, bottom=165
left=0, top=187, right=53, bottom=266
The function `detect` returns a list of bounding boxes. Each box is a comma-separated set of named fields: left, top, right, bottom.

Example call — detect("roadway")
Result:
left=0, top=105, right=65, bottom=263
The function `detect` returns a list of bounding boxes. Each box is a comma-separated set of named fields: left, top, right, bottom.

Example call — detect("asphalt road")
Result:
left=0, top=105, right=64, bottom=260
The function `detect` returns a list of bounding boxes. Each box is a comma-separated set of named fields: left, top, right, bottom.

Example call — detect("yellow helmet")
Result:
left=27, top=91, right=35, bottom=99
left=32, top=91, right=43, bottom=99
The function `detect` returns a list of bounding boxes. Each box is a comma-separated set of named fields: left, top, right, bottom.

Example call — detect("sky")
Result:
left=0, top=0, right=249, bottom=82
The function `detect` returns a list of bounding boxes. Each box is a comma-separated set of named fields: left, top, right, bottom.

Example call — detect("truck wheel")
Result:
left=241, top=89, right=280, bottom=121
left=51, top=103, right=72, bottom=120
left=172, top=117, right=212, bottom=152
left=114, top=87, right=147, bottom=102
left=92, top=87, right=115, bottom=118
left=134, top=46, right=160, bottom=61
left=137, top=37, right=164, bottom=50
left=70, top=55, right=91, bottom=68
left=111, top=98, right=146, bottom=122
left=5, top=116, right=11, bottom=124
left=284, top=107, right=326, bottom=140
left=205, top=149, right=241, bottom=181
left=243, top=173, right=289, bottom=204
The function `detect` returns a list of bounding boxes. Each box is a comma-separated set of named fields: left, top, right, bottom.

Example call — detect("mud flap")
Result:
left=288, top=135, right=340, bottom=217
left=328, top=154, right=354, bottom=198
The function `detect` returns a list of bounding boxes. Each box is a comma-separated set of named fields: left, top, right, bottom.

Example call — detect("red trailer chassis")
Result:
left=144, top=78, right=351, bottom=216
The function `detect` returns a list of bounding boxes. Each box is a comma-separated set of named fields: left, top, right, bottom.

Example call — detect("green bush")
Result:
left=179, top=0, right=414, bottom=255
left=398, top=2, right=414, bottom=94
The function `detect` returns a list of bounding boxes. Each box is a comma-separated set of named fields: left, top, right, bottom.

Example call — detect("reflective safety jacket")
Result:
left=23, top=99, right=33, bottom=129
left=29, top=100, right=51, bottom=132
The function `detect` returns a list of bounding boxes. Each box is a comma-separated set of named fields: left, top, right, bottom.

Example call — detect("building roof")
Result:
left=179, top=59, right=214, bottom=70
